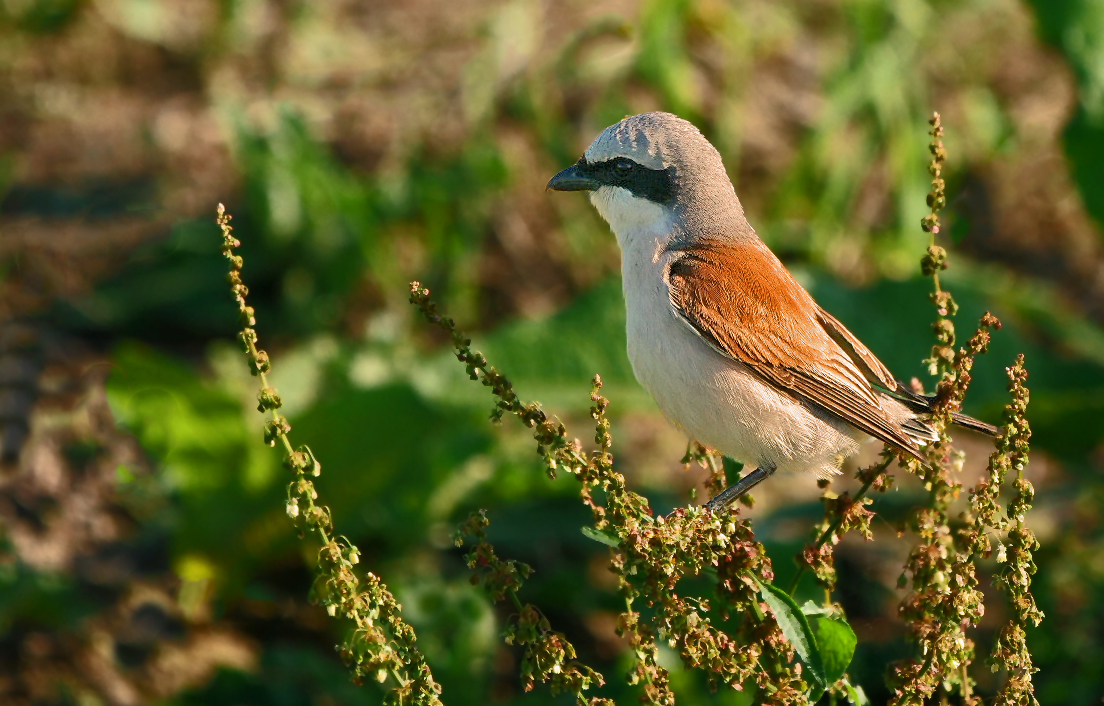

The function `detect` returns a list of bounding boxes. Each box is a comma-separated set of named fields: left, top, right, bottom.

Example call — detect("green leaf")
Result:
left=581, top=526, right=620, bottom=548
left=800, top=600, right=832, bottom=617
left=808, top=612, right=858, bottom=686
left=842, top=679, right=870, bottom=705
left=754, top=578, right=826, bottom=689
left=798, top=601, right=858, bottom=688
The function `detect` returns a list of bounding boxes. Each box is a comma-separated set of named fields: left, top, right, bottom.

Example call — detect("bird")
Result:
left=547, top=112, right=997, bottom=512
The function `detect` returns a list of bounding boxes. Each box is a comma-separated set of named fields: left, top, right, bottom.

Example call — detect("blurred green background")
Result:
left=2, top=0, right=1103, bottom=703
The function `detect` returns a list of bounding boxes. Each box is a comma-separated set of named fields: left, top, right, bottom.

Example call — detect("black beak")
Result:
left=547, top=163, right=599, bottom=192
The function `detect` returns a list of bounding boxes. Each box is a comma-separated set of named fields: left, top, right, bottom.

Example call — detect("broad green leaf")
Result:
left=754, top=577, right=826, bottom=689
left=808, top=613, right=858, bottom=686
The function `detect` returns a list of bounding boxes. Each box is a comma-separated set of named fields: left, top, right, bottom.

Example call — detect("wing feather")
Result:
left=815, top=306, right=897, bottom=391
left=666, top=241, right=923, bottom=461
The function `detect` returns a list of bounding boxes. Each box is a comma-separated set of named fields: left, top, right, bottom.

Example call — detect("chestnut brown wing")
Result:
left=666, top=241, right=923, bottom=462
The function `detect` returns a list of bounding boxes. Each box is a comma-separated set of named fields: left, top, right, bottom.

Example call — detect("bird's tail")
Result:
left=893, top=383, right=1000, bottom=437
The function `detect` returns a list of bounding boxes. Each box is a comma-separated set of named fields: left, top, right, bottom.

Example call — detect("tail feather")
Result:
left=901, top=416, right=938, bottom=445
left=893, top=383, right=1000, bottom=437
left=947, top=411, right=1000, bottom=437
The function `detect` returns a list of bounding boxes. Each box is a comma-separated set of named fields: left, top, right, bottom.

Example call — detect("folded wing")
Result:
left=666, top=240, right=924, bottom=462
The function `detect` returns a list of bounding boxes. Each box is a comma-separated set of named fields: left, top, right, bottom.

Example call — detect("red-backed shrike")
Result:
left=548, top=112, right=995, bottom=511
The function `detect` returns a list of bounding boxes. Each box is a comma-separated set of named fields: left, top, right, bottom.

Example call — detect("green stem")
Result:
left=507, top=587, right=526, bottom=615
left=788, top=465, right=884, bottom=595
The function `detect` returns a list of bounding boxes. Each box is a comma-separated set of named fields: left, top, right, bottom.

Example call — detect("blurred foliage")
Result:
left=1024, top=0, right=1104, bottom=227
left=2, top=0, right=1104, bottom=704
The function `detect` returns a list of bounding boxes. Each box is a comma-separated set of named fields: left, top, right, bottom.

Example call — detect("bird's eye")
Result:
left=614, top=159, right=634, bottom=173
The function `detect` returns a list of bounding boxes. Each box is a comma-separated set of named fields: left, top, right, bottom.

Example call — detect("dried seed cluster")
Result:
left=921, top=113, right=960, bottom=375
left=988, top=356, right=1041, bottom=706
left=221, top=205, right=442, bottom=704
left=889, top=313, right=1002, bottom=706
left=796, top=453, right=895, bottom=593
left=791, top=114, right=1040, bottom=706
left=456, top=510, right=606, bottom=700
left=885, top=116, right=1040, bottom=706
left=411, top=284, right=809, bottom=705
left=217, top=108, right=1040, bottom=705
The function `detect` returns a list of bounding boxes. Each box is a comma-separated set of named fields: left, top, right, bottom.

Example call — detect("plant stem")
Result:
left=788, top=467, right=884, bottom=595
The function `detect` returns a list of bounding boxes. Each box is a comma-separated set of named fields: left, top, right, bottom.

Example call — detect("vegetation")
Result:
left=2, top=1, right=1103, bottom=704
left=212, top=110, right=1041, bottom=703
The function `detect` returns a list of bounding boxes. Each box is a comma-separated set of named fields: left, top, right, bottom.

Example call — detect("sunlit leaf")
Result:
left=755, top=577, right=826, bottom=689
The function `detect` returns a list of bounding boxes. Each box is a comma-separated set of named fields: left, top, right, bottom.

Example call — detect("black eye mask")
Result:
left=576, top=157, right=676, bottom=205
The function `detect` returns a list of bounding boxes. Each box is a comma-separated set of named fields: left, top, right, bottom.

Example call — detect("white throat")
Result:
left=588, top=185, right=675, bottom=251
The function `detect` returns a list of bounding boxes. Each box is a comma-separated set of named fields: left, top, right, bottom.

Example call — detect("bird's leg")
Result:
left=703, top=462, right=776, bottom=513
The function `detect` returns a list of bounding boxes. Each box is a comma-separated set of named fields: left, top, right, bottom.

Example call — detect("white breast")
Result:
left=598, top=189, right=862, bottom=478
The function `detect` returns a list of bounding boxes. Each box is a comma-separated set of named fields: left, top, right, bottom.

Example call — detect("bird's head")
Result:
left=548, top=112, right=745, bottom=246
